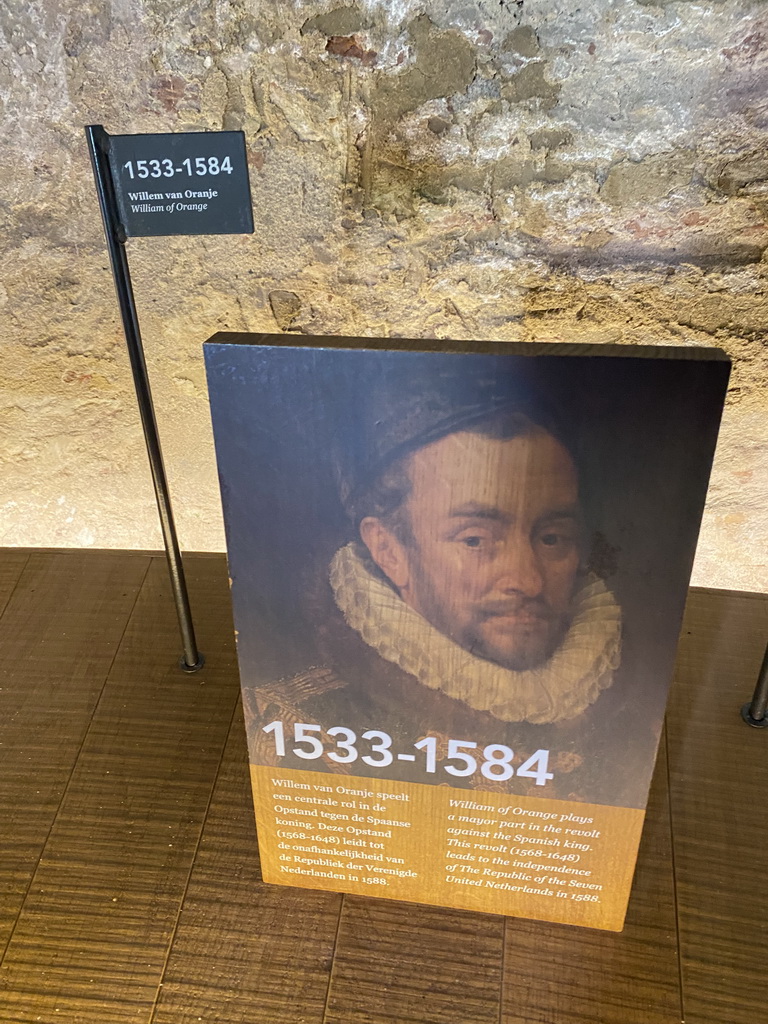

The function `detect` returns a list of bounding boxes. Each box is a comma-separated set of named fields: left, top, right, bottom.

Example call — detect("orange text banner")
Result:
left=251, top=764, right=645, bottom=931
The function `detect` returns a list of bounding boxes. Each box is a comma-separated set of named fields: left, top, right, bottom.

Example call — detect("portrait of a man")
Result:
left=330, top=383, right=621, bottom=729
left=204, top=336, right=728, bottom=811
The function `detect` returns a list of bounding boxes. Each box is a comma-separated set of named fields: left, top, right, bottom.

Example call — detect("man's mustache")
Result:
left=476, top=596, right=557, bottom=622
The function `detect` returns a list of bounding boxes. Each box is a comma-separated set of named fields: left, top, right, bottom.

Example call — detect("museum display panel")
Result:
left=204, top=333, right=729, bottom=930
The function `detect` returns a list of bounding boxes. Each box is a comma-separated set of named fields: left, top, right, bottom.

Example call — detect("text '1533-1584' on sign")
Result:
left=107, top=130, right=253, bottom=237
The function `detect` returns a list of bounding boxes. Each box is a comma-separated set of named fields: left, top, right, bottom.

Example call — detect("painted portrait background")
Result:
left=204, top=334, right=728, bottom=809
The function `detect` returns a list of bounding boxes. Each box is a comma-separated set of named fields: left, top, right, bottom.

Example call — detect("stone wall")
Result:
left=2, top=0, right=766, bottom=590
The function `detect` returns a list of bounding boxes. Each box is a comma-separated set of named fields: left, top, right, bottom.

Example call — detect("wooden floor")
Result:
left=0, top=550, right=766, bottom=1024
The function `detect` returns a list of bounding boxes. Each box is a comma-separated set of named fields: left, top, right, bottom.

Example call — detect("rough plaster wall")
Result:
left=1, top=0, right=766, bottom=590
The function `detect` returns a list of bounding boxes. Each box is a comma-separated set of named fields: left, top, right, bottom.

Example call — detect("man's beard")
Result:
left=405, top=564, right=574, bottom=672
left=330, top=542, right=621, bottom=724
left=459, top=596, right=573, bottom=671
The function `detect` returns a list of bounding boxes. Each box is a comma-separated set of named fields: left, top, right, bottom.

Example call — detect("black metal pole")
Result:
left=741, top=640, right=768, bottom=728
left=85, top=124, right=204, bottom=672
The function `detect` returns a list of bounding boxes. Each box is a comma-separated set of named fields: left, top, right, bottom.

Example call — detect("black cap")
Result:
left=335, top=353, right=564, bottom=517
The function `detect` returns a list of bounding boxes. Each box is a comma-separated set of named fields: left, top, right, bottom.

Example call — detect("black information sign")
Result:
left=107, top=130, right=254, bottom=237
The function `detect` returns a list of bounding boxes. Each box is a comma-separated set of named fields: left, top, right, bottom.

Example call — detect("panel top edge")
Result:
left=203, top=331, right=730, bottom=363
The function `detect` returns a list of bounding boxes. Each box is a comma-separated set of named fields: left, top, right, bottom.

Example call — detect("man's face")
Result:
left=361, top=428, right=582, bottom=671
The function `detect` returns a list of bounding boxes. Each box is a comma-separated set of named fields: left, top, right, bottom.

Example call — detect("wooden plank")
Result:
left=323, top=896, right=504, bottom=1024
left=0, top=555, right=241, bottom=1024
left=666, top=588, right=768, bottom=1024
left=0, top=550, right=149, bottom=955
left=151, top=704, right=342, bottom=1024
left=0, top=550, right=29, bottom=621
left=499, top=737, right=679, bottom=1024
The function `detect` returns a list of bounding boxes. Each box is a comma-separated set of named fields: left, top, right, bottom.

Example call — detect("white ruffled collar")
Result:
left=329, top=543, right=621, bottom=725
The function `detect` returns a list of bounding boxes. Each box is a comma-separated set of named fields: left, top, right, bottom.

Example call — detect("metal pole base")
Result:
left=180, top=653, right=206, bottom=674
left=741, top=703, right=768, bottom=729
